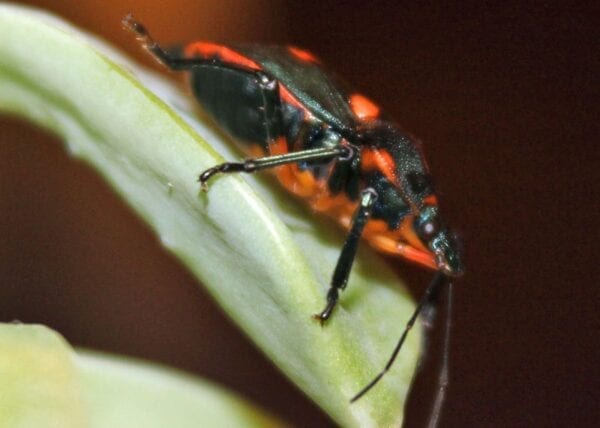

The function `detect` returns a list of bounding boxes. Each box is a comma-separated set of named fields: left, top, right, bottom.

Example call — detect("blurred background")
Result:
left=0, top=1, right=597, bottom=426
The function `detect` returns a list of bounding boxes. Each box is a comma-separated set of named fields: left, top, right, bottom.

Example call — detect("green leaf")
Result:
left=0, top=323, right=86, bottom=428
left=0, top=323, right=281, bottom=428
left=0, top=4, right=421, bottom=426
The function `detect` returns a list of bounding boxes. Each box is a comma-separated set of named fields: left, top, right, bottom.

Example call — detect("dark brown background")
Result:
left=1, top=1, right=597, bottom=427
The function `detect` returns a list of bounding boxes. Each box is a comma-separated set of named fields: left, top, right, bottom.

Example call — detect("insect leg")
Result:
left=313, top=188, right=378, bottom=324
left=350, top=271, right=447, bottom=402
left=123, top=15, right=258, bottom=74
left=198, top=146, right=350, bottom=191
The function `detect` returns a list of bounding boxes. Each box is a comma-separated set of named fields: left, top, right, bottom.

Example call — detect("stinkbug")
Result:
left=124, top=14, right=463, bottom=416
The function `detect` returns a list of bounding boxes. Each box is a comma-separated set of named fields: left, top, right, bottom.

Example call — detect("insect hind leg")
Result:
left=122, top=15, right=181, bottom=68
left=123, top=14, right=227, bottom=72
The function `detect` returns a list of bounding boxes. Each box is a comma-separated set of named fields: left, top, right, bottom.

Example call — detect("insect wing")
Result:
left=233, top=44, right=357, bottom=131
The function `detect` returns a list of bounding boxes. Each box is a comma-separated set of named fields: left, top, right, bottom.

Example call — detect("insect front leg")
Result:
left=313, top=188, right=378, bottom=324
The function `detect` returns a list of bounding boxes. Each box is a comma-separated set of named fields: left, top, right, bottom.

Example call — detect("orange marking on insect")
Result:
left=362, top=214, right=436, bottom=269
left=424, top=194, right=438, bottom=206
left=364, top=232, right=436, bottom=270
left=311, top=192, right=345, bottom=212
left=366, top=234, right=400, bottom=254
left=274, top=165, right=317, bottom=197
left=274, top=164, right=295, bottom=188
left=184, top=42, right=261, bottom=71
left=269, top=136, right=289, bottom=156
left=397, top=244, right=437, bottom=270
left=246, top=144, right=265, bottom=158
left=279, top=85, right=311, bottom=115
left=397, top=215, right=429, bottom=253
left=363, top=219, right=390, bottom=234
left=361, top=148, right=396, bottom=184
left=349, top=93, right=380, bottom=120
left=317, top=193, right=357, bottom=220
left=288, top=46, right=319, bottom=63
left=293, top=168, right=321, bottom=196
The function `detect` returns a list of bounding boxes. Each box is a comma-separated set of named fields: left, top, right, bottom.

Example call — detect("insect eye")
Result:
left=406, top=172, right=433, bottom=194
left=417, top=218, right=440, bottom=241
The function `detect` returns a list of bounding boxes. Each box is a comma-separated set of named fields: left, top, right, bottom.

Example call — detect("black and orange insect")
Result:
left=123, top=15, right=463, bottom=410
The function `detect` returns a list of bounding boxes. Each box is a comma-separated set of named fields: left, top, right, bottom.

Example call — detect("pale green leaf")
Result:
left=0, top=323, right=281, bottom=428
left=0, top=4, right=422, bottom=426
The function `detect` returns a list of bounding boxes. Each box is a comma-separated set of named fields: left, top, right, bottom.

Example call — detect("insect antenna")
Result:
left=425, top=281, right=453, bottom=428
left=350, top=271, right=447, bottom=403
